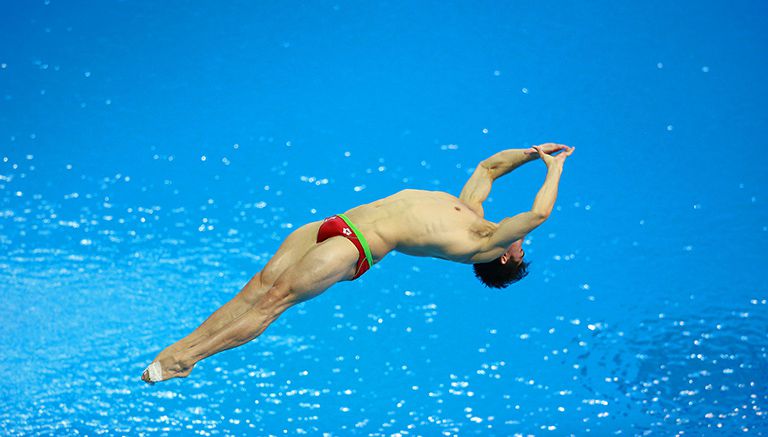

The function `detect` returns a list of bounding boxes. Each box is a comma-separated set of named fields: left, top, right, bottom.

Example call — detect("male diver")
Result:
left=142, top=143, right=575, bottom=383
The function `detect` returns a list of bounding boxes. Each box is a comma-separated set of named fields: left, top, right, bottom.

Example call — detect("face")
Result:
left=500, top=238, right=525, bottom=265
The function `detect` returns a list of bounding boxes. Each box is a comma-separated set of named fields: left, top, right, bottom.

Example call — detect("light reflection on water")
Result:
left=1, top=181, right=765, bottom=434
left=2, top=1, right=767, bottom=428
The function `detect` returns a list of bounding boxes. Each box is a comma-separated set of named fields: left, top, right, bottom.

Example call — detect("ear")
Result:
left=500, top=253, right=509, bottom=264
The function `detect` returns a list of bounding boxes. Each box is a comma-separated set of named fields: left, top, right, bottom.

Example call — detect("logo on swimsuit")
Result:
left=343, top=227, right=352, bottom=236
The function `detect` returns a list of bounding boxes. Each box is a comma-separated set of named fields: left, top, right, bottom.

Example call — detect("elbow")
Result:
left=478, top=161, right=496, bottom=179
left=531, top=210, right=550, bottom=223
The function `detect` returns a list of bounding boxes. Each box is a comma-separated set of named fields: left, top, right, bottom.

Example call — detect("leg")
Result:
left=142, top=221, right=322, bottom=383
left=155, top=272, right=267, bottom=359
left=143, top=236, right=359, bottom=383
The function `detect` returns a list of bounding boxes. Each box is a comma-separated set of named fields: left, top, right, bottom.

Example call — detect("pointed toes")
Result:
left=142, top=362, right=162, bottom=384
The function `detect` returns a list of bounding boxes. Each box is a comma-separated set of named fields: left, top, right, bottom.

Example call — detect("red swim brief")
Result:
left=316, top=214, right=373, bottom=280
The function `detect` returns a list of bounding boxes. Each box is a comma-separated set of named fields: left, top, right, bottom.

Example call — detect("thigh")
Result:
left=275, top=236, right=360, bottom=304
left=261, top=220, right=323, bottom=285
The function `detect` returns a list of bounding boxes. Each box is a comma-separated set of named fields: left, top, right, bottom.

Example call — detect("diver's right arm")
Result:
left=529, top=148, right=569, bottom=218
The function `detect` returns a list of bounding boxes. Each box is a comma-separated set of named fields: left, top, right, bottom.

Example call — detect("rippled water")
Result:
left=2, top=152, right=766, bottom=435
left=2, top=0, right=767, bottom=435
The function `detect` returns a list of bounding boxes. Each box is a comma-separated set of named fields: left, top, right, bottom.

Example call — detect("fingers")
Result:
left=536, top=143, right=569, bottom=154
left=533, top=143, right=574, bottom=158
left=536, top=143, right=556, bottom=153
left=558, top=146, right=575, bottom=159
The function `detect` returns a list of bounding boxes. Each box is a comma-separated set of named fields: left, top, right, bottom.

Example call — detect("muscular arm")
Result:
left=459, top=144, right=567, bottom=216
left=480, top=148, right=540, bottom=180
left=459, top=149, right=538, bottom=216
left=484, top=162, right=563, bottom=249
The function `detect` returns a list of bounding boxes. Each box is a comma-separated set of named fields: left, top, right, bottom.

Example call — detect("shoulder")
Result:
left=461, top=201, right=484, bottom=217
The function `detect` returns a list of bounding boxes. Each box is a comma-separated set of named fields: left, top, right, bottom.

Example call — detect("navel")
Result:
left=454, top=206, right=461, bottom=211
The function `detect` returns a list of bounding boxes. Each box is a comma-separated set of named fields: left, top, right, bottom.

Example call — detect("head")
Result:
left=473, top=239, right=530, bottom=289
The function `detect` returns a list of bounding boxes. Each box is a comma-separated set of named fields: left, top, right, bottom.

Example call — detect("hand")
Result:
left=532, top=144, right=575, bottom=167
left=524, top=143, right=568, bottom=156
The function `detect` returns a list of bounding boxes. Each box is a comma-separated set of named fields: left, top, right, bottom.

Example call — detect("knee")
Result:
left=238, top=272, right=266, bottom=306
left=248, top=272, right=264, bottom=288
left=262, top=281, right=295, bottom=310
left=260, top=268, right=278, bottom=287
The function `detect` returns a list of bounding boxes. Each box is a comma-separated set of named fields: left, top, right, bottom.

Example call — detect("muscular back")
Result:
left=343, top=189, right=499, bottom=264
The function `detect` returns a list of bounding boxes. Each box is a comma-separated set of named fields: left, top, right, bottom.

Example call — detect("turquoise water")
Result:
left=1, top=1, right=767, bottom=435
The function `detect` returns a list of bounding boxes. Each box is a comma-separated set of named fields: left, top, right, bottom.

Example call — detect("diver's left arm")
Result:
left=459, top=143, right=567, bottom=216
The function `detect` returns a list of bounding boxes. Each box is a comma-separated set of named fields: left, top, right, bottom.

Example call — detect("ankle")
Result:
left=170, top=351, right=199, bottom=370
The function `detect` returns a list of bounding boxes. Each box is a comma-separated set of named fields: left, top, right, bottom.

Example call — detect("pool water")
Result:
left=1, top=1, right=767, bottom=435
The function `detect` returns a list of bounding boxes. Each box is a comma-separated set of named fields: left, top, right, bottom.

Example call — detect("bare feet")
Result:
left=141, top=353, right=195, bottom=384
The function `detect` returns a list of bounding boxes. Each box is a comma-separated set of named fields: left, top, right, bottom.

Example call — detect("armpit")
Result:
left=470, top=220, right=496, bottom=239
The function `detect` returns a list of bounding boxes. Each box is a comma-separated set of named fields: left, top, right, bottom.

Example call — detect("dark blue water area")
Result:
left=1, top=0, right=767, bottom=435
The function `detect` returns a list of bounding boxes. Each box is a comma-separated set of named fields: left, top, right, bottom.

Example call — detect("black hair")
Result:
left=472, top=257, right=530, bottom=289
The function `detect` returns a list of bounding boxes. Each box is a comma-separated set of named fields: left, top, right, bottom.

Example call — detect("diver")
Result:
left=142, top=143, right=575, bottom=383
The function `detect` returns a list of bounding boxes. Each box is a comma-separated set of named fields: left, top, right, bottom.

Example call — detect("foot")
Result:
left=141, top=353, right=195, bottom=384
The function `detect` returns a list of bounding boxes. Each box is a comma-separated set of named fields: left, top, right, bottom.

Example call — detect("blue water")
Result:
left=2, top=1, right=767, bottom=435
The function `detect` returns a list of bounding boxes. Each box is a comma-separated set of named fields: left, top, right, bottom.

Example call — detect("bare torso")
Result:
left=343, top=189, right=498, bottom=264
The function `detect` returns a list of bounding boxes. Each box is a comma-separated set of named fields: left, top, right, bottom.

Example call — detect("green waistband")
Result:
left=338, top=213, right=374, bottom=267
